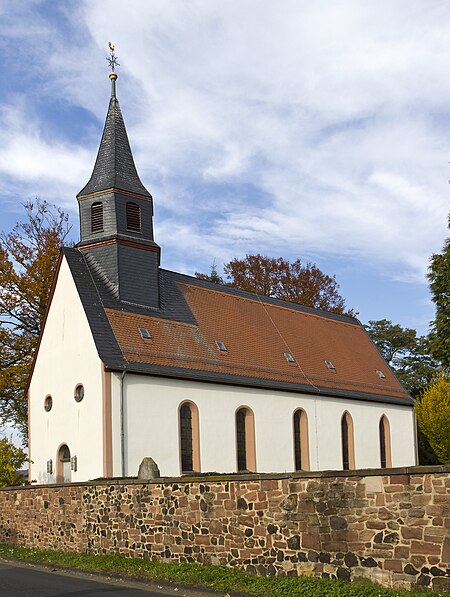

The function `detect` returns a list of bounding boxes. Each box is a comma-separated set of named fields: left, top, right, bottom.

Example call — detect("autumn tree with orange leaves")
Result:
left=197, top=254, right=351, bottom=314
left=0, top=200, right=71, bottom=441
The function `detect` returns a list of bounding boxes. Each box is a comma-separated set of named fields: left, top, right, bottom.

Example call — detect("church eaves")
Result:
left=77, top=73, right=151, bottom=199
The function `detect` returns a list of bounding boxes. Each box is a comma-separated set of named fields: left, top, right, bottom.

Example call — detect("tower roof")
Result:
left=77, top=75, right=151, bottom=199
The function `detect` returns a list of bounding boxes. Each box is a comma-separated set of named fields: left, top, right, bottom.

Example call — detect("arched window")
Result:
left=91, top=202, right=103, bottom=232
left=179, top=401, right=200, bottom=473
left=379, top=415, right=392, bottom=468
left=341, top=412, right=355, bottom=470
left=293, top=409, right=310, bottom=471
left=56, top=444, right=71, bottom=483
left=235, top=407, right=256, bottom=472
left=126, top=202, right=141, bottom=232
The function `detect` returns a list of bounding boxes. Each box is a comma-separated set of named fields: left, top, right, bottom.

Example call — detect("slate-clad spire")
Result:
left=77, top=73, right=151, bottom=199
left=76, top=48, right=160, bottom=310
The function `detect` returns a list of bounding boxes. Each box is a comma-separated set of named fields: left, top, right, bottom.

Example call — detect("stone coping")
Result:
left=2, top=464, right=449, bottom=491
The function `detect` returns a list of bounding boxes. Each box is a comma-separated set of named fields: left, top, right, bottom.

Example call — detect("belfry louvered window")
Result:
left=91, top=202, right=103, bottom=233
left=126, top=202, right=141, bottom=232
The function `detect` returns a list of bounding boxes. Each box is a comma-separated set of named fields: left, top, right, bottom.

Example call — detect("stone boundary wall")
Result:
left=0, top=466, right=449, bottom=591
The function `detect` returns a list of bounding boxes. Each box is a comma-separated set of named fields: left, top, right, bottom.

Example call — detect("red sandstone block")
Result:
left=442, top=537, right=450, bottom=564
left=267, top=491, right=283, bottom=499
left=260, top=480, right=279, bottom=491
left=394, top=546, right=410, bottom=559
left=375, top=494, right=385, bottom=506
left=426, top=505, right=445, bottom=516
left=323, top=541, right=348, bottom=552
left=301, top=533, right=320, bottom=550
left=366, top=520, right=386, bottom=530
left=254, top=502, right=268, bottom=510
left=385, top=484, right=406, bottom=494
left=424, top=527, right=446, bottom=542
left=351, top=522, right=365, bottom=531
left=390, top=474, right=410, bottom=485
left=411, top=494, right=431, bottom=506
left=434, top=493, right=449, bottom=502
left=410, top=555, right=426, bottom=569
left=432, top=478, right=444, bottom=486
left=410, top=540, right=441, bottom=555
left=401, top=527, right=423, bottom=540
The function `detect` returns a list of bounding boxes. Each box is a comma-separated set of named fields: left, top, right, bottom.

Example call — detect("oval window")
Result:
left=74, top=384, right=85, bottom=403
left=44, top=395, right=53, bottom=412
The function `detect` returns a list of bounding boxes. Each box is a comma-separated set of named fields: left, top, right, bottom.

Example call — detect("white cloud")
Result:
left=0, top=0, right=449, bottom=285
left=0, top=101, right=92, bottom=210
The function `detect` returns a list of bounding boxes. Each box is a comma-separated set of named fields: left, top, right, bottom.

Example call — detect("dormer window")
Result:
left=126, top=202, right=141, bottom=232
left=284, top=352, right=295, bottom=363
left=139, top=327, right=152, bottom=340
left=215, top=340, right=227, bottom=352
left=91, top=202, right=103, bottom=233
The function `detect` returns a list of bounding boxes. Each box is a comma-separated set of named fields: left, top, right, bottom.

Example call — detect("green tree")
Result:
left=198, top=254, right=351, bottom=314
left=415, top=375, right=450, bottom=464
left=0, top=200, right=71, bottom=441
left=428, top=216, right=450, bottom=367
left=0, top=436, right=28, bottom=486
left=195, top=260, right=224, bottom=284
left=364, top=319, right=438, bottom=396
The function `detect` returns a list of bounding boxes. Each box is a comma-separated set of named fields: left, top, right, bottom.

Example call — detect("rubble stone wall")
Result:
left=0, top=467, right=449, bottom=591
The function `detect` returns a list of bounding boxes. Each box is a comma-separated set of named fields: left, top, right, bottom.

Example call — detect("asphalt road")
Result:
left=0, top=559, right=225, bottom=597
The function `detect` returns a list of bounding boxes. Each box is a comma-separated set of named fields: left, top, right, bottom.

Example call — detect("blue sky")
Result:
left=1, top=0, right=449, bottom=337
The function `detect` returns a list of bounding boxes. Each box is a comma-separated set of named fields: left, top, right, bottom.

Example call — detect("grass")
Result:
left=0, top=545, right=448, bottom=597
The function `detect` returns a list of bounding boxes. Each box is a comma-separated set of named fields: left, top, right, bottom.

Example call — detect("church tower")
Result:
left=76, top=48, right=160, bottom=309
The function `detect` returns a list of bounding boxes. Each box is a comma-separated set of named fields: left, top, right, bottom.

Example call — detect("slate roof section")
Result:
left=77, top=94, right=151, bottom=198
left=63, top=245, right=413, bottom=407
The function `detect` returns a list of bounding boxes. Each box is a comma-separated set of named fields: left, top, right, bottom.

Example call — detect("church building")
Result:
left=27, top=65, right=417, bottom=484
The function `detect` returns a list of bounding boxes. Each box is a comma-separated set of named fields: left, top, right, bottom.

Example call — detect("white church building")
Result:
left=27, top=69, right=417, bottom=484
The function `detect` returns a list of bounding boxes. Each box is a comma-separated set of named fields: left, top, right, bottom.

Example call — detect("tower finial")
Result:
left=107, top=42, right=120, bottom=97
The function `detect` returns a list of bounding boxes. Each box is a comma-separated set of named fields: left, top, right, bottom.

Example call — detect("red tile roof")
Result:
left=105, top=282, right=410, bottom=403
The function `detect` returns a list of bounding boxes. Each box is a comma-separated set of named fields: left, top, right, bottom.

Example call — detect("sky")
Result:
left=0, top=0, right=449, bottom=337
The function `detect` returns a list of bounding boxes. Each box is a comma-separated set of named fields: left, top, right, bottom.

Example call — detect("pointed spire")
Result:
left=77, top=45, right=151, bottom=199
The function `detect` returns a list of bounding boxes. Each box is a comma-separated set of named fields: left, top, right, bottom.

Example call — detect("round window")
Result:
left=74, top=384, right=84, bottom=403
left=44, top=395, right=53, bottom=412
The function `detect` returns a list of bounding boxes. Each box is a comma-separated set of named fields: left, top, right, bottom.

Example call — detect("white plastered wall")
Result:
left=121, top=374, right=416, bottom=478
left=29, top=256, right=104, bottom=484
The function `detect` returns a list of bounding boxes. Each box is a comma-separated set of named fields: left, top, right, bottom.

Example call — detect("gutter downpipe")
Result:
left=120, top=368, right=126, bottom=477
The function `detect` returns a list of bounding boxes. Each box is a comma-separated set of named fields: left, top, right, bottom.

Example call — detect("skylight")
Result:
left=284, top=352, right=295, bottom=363
left=138, top=327, right=152, bottom=340
left=376, top=370, right=386, bottom=379
left=215, top=340, right=227, bottom=352
left=324, top=359, right=336, bottom=370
